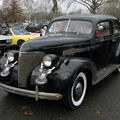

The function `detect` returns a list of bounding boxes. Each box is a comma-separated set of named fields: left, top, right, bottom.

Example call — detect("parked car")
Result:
left=0, top=15, right=120, bottom=109
left=1, top=27, right=40, bottom=48
left=0, top=35, right=12, bottom=50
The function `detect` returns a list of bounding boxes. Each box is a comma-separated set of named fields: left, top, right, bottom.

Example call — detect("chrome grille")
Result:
left=18, top=52, right=45, bottom=87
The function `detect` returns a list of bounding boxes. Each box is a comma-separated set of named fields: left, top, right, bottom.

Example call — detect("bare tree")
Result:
left=2, top=0, right=11, bottom=10
left=73, top=0, right=105, bottom=14
left=51, top=0, right=76, bottom=16
left=22, top=0, right=38, bottom=22
left=0, top=10, right=2, bottom=20
left=51, top=0, right=59, bottom=17
left=103, top=0, right=120, bottom=17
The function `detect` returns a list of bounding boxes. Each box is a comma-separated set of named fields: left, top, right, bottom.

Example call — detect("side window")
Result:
left=112, top=21, right=120, bottom=34
left=1, top=30, right=9, bottom=35
left=96, top=21, right=111, bottom=37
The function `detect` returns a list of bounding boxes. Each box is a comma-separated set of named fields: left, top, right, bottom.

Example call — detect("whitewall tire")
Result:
left=65, top=72, right=87, bottom=109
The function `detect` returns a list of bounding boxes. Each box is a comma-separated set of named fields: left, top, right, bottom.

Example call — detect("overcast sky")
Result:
left=0, top=0, right=88, bottom=13
left=60, top=1, right=87, bottom=13
left=0, top=0, right=3, bottom=7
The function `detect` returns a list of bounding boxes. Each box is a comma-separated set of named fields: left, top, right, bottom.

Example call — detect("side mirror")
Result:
left=43, top=26, right=47, bottom=32
left=98, top=25, right=104, bottom=31
left=41, top=26, right=47, bottom=36
left=95, top=25, right=104, bottom=37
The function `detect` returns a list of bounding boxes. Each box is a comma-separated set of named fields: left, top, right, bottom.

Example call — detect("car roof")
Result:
left=53, top=14, right=117, bottom=23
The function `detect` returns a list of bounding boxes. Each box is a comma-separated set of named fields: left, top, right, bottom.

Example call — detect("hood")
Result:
left=0, top=35, right=11, bottom=40
left=20, top=35, right=90, bottom=52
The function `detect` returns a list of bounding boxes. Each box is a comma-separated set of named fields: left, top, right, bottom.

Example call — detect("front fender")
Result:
left=48, top=58, right=96, bottom=93
left=0, top=56, right=18, bottom=84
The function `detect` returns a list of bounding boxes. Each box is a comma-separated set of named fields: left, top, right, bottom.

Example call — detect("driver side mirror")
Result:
left=41, top=26, right=47, bottom=37
left=96, top=25, right=104, bottom=37
left=98, top=25, right=104, bottom=31
left=43, top=26, right=47, bottom=32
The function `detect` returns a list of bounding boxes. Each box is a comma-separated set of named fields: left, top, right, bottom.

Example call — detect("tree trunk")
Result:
left=51, top=0, right=58, bottom=17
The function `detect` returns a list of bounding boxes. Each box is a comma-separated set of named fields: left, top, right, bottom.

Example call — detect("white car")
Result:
left=0, top=35, right=12, bottom=49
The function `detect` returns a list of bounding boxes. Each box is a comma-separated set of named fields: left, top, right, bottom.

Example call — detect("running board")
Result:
left=94, top=64, right=120, bottom=85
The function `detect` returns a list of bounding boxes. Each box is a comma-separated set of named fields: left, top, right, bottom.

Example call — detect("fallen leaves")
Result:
left=91, top=105, right=102, bottom=116
left=22, top=105, right=33, bottom=116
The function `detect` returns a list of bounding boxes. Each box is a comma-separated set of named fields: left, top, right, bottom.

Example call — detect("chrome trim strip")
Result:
left=0, top=83, right=63, bottom=100
left=20, top=51, right=44, bottom=54
left=65, top=19, right=71, bottom=32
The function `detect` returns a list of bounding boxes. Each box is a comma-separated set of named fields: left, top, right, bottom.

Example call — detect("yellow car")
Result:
left=1, top=27, right=40, bottom=48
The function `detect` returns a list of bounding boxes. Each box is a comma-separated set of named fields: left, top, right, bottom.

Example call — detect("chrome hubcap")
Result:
left=71, top=72, right=87, bottom=107
left=75, top=83, right=82, bottom=96
left=73, top=81, right=83, bottom=101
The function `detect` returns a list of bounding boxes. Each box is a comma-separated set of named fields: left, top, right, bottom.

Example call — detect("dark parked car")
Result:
left=0, top=15, right=120, bottom=109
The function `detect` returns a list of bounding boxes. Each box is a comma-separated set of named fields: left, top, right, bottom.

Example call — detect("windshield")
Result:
left=11, top=27, right=30, bottom=35
left=48, top=20, right=92, bottom=35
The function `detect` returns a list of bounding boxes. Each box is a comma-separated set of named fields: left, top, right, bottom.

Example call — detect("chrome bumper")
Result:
left=0, top=83, right=63, bottom=100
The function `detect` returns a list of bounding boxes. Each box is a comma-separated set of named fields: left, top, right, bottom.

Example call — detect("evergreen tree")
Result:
left=2, top=0, right=24, bottom=23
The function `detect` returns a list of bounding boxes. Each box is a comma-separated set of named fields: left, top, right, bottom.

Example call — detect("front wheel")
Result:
left=64, top=72, right=87, bottom=110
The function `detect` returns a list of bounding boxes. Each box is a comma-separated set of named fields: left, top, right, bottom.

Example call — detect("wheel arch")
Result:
left=48, top=58, right=95, bottom=93
left=17, top=39, right=25, bottom=48
left=81, top=68, right=92, bottom=88
left=17, top=39, right=25, bottom=44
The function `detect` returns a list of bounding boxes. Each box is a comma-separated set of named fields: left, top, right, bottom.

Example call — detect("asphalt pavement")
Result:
left=0, top=73, right=120, bottom=120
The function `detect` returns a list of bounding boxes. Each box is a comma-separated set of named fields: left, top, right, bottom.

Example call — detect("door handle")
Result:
left=112, top=39, right=116, bottom=42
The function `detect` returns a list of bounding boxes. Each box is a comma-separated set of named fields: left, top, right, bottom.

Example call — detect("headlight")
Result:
left=42, top=54, right=60, bottom=68
left=43, top=56, right=52, bottom=67
left=6, top=52, right=14, bottom=62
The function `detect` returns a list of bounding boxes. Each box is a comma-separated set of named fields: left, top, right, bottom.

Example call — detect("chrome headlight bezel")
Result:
left=6, top=52, right=14, bottom=62
left=42, top=54, right=60, bottom=68
left=42, top=56, right=52, bottom=67
left=31, top=54, right=60, bottom=86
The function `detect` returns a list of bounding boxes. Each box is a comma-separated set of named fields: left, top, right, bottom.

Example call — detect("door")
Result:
left=112, top=20, right=120, bottom=63
left=91, top=21, right=114, bottom=70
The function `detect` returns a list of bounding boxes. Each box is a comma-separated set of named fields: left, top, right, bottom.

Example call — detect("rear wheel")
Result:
left=114, top=67, right=120, bottom=74
left=64, top=72, right=87, bottom=110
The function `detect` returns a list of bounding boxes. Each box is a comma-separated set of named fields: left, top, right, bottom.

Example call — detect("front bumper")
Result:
left=0, top=82, right=63, bottom=100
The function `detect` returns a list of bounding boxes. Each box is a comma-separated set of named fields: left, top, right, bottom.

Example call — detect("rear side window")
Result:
left=112, top=21, right=120, bottom=34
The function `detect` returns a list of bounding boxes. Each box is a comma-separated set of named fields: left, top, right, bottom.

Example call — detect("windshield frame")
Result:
left=47, top=19, right=93, bottom=36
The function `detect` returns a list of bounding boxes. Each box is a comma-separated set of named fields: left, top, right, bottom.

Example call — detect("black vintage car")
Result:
left=0, top=15, right=120, bottom=109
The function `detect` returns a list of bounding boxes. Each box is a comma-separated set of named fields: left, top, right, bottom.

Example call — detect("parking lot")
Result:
left=0, top=73, right=120, bottom=120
